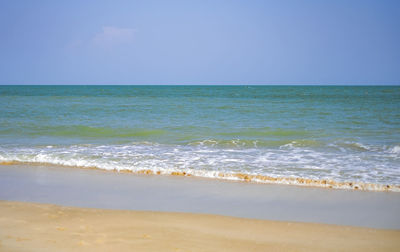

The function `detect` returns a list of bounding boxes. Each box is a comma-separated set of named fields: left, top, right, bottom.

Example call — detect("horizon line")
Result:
left=1, top=83, right=400, bottom=86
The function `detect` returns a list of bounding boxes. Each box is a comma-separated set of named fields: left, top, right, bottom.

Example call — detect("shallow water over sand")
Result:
left=1, top=164, right=400, bottom=229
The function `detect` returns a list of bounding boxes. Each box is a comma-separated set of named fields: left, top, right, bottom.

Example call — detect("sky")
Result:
left=0, top=0, right=399, bottom=85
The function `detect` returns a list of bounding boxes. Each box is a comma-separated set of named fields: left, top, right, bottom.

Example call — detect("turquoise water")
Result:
left=0, top=85, right=399, bottom=189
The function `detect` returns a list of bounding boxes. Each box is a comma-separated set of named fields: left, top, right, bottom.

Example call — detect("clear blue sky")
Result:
left=0, top=0, right=399, bottom=85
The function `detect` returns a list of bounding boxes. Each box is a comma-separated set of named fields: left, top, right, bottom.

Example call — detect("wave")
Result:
left=333, top=141, right=372, bottom=152
left=1, top=125, right=327, bottom=139
left=188, top=139, right=322, bottom=148
left=388, top=145, right=400, bottom=154
left=0, top=143, right=399, bottom=192
left=0, top=160, right=398, bottom=192
left=18, top=126, right=168, bottom=138
left=219, top=128, right=312, bottom=137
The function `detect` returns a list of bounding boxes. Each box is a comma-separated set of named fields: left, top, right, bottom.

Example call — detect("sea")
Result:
left=0, top=85, right=399, bottom=191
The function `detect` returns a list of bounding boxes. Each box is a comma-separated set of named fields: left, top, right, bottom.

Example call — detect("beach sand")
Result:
left=1, top=200, right=399, bottom=252
left=1, top=164, right=400, bottom=251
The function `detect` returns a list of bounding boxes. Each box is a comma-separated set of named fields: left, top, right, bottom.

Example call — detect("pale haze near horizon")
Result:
left=0, top=0, right=399, bottom=85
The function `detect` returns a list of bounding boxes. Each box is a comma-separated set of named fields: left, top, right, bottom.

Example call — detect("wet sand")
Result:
left=1, top=200, right=399, bottom=252
left=1, top=164, right=400, bottom=229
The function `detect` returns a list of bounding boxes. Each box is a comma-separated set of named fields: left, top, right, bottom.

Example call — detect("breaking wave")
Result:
left=0, top=142, right=399, bottom=192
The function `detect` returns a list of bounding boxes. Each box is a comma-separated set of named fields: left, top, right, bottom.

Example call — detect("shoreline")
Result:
left=1, top=161, right=399, bottom=192
left=1, top=200, right=399, bottom=251
left=1, top=164, right=400, bottom=229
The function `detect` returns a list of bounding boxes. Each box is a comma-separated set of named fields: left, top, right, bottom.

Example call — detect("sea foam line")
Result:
left=1, top=160, right=399, bottom=192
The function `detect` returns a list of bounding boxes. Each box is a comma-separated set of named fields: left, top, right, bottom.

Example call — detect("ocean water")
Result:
left=0, top=85, right=399, bottom=191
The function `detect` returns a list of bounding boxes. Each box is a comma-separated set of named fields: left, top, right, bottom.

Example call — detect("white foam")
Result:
left=388, top=145, right=400, bottom=154
left=0, top=142, right=399, bottom=189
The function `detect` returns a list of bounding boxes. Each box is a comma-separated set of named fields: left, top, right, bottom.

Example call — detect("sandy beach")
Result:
left=1, top=0, right=400, bottom=250
left=1, top=200, right=399, bottom=252
left=1, top=164, right=400, bottom=251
